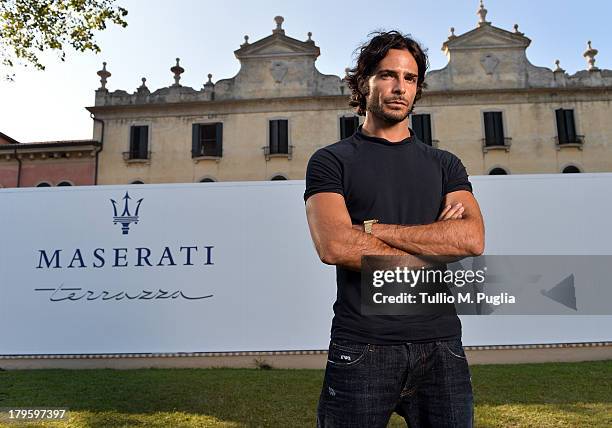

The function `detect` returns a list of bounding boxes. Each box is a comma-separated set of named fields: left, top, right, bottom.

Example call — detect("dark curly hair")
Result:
left=345, top=30, right=429, bottom=116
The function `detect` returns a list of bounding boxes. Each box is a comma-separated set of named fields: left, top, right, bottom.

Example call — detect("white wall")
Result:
left=0, top=174, right=611, bottom=355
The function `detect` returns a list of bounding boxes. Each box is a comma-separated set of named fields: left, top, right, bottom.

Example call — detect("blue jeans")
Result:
left=316, top=337, right=474, bottom=427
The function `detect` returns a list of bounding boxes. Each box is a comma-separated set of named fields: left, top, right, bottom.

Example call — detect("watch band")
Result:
left=363, top=219, right=379, bottom=234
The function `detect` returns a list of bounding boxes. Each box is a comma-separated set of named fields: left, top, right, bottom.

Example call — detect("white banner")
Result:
left=1, top=174, right=611, bottom=355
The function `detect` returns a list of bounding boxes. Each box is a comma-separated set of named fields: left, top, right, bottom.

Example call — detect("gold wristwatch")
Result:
left=363, top=219, right=379, bottom=234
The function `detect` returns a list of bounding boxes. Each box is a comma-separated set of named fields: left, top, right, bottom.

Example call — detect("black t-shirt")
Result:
left=303, top=125, right=473, bottom=344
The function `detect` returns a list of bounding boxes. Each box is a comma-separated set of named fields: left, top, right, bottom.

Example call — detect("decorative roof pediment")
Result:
left=234, top=34, right=320, bottom=60
left=429, top=6, right=540, bottom=92
left=234, top=16, right=319, bottom=60
left=443, top=24, right=530, bottom=52
left=235, top=34, right=320, bottom=60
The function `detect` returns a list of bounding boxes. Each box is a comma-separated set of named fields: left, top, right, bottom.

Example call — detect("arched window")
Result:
left=199, top=177, right=216, bottom=183
left=488, top=167, right=508, bottom=175
left=57, top=181, right=73, bottom=186
left=271, top=175, right=287, bottom=181
left=562, top=165, right=581, bottom=173
left=36, top=182, right=52, bottom=187
left=130, top=180, right=144, bottom=184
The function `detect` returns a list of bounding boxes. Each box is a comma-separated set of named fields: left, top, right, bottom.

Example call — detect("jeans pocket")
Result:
left=327, top=340, right=369, bottom=367
left=437, top=338, right=467, bottom=360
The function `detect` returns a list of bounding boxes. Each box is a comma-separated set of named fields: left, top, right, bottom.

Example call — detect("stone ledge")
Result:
left=1, top=342, right=610, bottom=369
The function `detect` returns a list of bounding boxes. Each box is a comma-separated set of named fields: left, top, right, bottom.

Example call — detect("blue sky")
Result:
left=0, top=0, right=610, bottom=142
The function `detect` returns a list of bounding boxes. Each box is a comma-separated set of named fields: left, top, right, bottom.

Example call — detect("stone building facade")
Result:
left=89, top=16, right=353, bottom=184
left=421, top=3, right=611, bottom=175
left=83, top=4, right=611, bottom=184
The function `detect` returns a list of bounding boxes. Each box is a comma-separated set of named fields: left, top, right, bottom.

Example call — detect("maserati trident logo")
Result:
left=110, top=192, right=143, bottom=235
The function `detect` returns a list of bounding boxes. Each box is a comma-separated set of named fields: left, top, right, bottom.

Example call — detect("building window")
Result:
left=555, top=109, right=583, bottom=147
left=489, top=167, right=508, bottom=175
left=483, top=112, right=511, bottom=152
left=562, top=165, right=581, bottom=173
left=130, top=180, right=144, bottom=184
left=411, top=114, right=432, bottom=146
left=36, top=182, right=51, bottom=187
left=340, top=116, right=359, bottom=139
left=199, top=177, right=216, bottom=182
left=271, top=175, right=287, bottom=181
left=192, top=123, right=223, bottom=158
left=125, top=125, right=149, bottom=160
left=269, top=119, right=289, bottom=154
left=483, top=112, right=505, bottom=146
left=264, top=119, right=292, bottom=160
left=57, top=181, right=73, bottom=186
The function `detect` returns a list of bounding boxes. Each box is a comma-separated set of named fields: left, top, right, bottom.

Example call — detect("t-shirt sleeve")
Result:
left=443, top=152, right=473, bottom=194
left=303, top=148, right=344, bottom=202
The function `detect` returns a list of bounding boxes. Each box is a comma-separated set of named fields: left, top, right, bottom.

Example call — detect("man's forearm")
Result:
left=329, top=227, right=436, bottom=272
left=372, top=219, right=484, bottom=257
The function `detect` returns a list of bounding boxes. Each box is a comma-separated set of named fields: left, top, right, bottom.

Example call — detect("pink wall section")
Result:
left=0, top=164, right=19, bottom=187
left=0, top=159, right=96, bottom=188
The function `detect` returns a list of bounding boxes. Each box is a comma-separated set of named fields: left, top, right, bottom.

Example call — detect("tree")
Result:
left=0, top=0, right=128, bottom=79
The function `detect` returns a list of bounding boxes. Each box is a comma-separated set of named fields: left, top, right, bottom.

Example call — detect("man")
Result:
left=304, top=31, right=485, bottom=427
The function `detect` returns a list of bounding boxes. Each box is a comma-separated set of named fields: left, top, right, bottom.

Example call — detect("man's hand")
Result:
left=438, top=203, right=464, bottom=221
left=352, top=202, right=465, bottom=233
left=369, top=191, right=485, bottom=257
left=351, top=203, right=465, bottom=233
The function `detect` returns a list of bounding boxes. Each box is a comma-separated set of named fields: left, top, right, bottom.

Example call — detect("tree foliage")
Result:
left=0, top=0, right=127, bottom=78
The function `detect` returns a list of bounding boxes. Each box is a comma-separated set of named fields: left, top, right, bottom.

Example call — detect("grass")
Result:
left=0, top=360, right=610, bottom=427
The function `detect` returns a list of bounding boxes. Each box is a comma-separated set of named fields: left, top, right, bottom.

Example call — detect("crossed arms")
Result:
left=304, top=190, right=485, bottom=272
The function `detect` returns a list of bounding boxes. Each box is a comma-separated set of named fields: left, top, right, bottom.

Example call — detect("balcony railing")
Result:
left=191, top=146, right=222, bottom=163
left=122, top=151, right=151, bottom=163
left=482, top=137, right=512, bottom=153
left=555, top=135, right=584, bottom=151
left=262, top=144, right=294, bottom=161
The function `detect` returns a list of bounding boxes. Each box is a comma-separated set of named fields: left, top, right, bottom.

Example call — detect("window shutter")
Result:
left=215, top=123, right=223, bottom=157
left=340, top=117, right=347, bottom=139
left=129, top=126, right=138, bottom=157
left=564, top=109, right=576, bottom=142
left=484, top=112, right=495, bottom=146
left=493, top=112, right=505, bottom=144
left=269, top=120, right=278, bottom=154
left=192, top=124, right=200, bottom=157
left=484, top=112, right=504, bottom=146
left=340, top=116, right=359, bottom=139
left=138, top=126, right=148, bottom=159
left=412, top=114, right=432, bottom=145
left=555, top=109, right=567, bottom=144
left=279, top=120, right=288, bottom=153
left=422, top=114, right=432, bottom=145
left=269, top=120, right=289, bottom=154
left=412, top=114, right=423, bottom=142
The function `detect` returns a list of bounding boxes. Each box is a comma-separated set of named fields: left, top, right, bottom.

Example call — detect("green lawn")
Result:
left=0, top=360, right=610, bottom=427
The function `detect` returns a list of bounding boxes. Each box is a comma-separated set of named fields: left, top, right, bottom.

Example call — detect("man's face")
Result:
left=365, top=48, right=419, bottom=124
